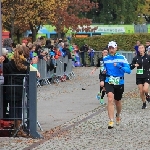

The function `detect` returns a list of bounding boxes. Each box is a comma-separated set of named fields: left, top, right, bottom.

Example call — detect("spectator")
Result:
left=80, top=44, right=89, bottom=66
left=54, top=46, right=62, bottom=59
left=49, top=46, right=56, bottom=67
left=3, top=45, right=40, bottom=137
left=45, top=39, right=51, bottom=49
left=22, top=39, right=28, bottom=47
left=145, top=41, right=150, bottom=53
left=62, top=43, right=71, bottom=59
left=134, top=41, right=140, bottom=55
left=2, top=48, right=9, bottom=63
left=88, top=47, right=95, bottom=66
left=3, top=38, right=13, bottom=53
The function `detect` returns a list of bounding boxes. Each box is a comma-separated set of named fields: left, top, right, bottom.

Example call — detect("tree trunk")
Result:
left=29, top=22, right=37, bottom=43
left=10, top=20, right=15, bottom=41
left=32, top=28, right=37, bottom=42
left=16, top=29, right=22, bottom=44
left=58, top=32, right=61, bottom=39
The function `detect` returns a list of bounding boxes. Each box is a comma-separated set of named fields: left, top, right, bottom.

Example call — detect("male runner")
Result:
left=130, top=44, right=150, bottom=109
left=91, top=48, right=108, bottom=104
left=102, top=41, right=131, bottom=129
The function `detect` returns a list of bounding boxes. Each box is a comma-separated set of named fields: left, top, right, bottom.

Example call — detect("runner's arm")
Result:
left=116, top=56, right=131, bottom=74
left=130, top=57, right=137, bottom=70
left=91, top=58, right=100, bottom=73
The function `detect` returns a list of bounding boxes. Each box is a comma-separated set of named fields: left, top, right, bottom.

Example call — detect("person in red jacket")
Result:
left=54, top=46, right=62, bottom=59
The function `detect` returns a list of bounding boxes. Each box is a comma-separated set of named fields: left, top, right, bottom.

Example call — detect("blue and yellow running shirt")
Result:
left=103, top=53, right=131, bottom=85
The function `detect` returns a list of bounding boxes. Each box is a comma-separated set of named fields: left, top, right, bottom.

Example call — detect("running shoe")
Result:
left=142, top=102, right=147, bottom=109
left=146, top=95, right=150, bottom=103
left=96, top=92, right=101, bottom=100
left=100, top=98, right=105, bottom=104
left=116, top=114, right=121, bottom=126
left=108, top=121, right=114, bottom=129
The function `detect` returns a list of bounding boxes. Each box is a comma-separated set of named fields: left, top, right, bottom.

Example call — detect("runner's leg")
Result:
left=101, top=90, right=105, bottom=99
left=100, top=81, right=105, bottom=104
left=138, top=84, right=146, bottom=109
left=136, top=78, right=147, bottom=107
left=105, top=83, right=114, bottom=129
left=143, top=82, right=150, bottom=102
left=115, top=100, right=122, bottom=116
left=114, top=85, right=124, bottom=125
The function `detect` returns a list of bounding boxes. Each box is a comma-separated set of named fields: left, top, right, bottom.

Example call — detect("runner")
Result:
left=130, top=44, right=150, bottom=109
left=102, top=41, right=131, bottom=129
left=91, top=48, right=108, bottom=104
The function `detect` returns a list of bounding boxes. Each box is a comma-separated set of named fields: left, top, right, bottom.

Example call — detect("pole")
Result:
left=0, top=0, right=3, bottom=119
left=0, top=1, right=2, bottom=54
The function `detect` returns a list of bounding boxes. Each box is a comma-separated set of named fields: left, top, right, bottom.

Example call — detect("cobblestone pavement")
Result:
left=1, top=68, right=149, bottom=150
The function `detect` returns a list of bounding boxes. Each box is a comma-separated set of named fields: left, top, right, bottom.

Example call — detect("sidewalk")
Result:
left=1, top=68, right=146, bottom=150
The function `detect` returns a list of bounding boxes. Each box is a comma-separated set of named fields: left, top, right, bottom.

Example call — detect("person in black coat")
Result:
left=80, top=44, right=89, bottom=67
left=130, top=44, right=150, bottom=109
left=3, top=45, right=39, bottom=137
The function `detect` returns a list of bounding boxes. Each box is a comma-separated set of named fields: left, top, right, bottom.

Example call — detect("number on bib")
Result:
left=137, top=69, right=143, bottom=74
left=108, top=76, right=120, bottom=85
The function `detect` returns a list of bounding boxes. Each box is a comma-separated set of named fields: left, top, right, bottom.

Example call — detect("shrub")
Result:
left=72, top=33, right=150, bottom=51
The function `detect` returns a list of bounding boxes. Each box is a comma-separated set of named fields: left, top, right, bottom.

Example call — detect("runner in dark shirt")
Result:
left=91, top=48, right=108, bottom=104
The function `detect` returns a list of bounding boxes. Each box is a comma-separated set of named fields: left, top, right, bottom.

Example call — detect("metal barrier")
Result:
left=37, top=56, right=75, bottom=86
left=118, top=51, right=134, bottom=64
left=0, top=72, right=42, bottom=138
left=78, top=51, right=134, bottom=66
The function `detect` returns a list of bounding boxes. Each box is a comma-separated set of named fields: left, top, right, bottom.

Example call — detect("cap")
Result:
left=108, top=41, right=117, bottom=48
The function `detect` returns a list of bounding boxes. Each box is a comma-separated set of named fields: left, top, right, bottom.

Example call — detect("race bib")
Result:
left=137, top=69, right=143, bottom=74
left=108, top=76, right=120, bottom=85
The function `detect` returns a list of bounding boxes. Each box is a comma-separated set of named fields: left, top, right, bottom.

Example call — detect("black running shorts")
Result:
left=105, top=82, right=124, bottom=101
left=136, top=78, right=150, bottom=85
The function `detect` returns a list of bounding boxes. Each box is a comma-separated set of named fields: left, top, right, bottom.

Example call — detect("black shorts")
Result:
left=105, top=82, right=124, bottom=101
left=99, top=74, right=106, bottom=82
left=136, top=78, right=150, bottom=85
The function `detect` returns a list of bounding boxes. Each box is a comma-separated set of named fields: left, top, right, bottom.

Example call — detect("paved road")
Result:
left=37, top=67, right=136, bottom=131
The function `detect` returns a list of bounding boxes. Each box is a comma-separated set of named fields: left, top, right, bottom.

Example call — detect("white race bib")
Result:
left=108, top=76, right=120, bottom=85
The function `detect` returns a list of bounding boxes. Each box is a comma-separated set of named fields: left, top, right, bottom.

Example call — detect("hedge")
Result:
left=72, top=33, right=150, bottom=51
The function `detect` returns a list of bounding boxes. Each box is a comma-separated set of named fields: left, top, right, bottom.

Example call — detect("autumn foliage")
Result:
left=1, top=0, right=97, bottom=41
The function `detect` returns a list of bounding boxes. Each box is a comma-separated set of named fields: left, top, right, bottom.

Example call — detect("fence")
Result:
left=78, top=51, right=134, bottom=67
left=134, top=25, right=148, bottom=33
left=0, top=72, right=42, bottom=138
left=0, top=55, right=75, bottom=137
left=37, top=56, right=75, bottom=86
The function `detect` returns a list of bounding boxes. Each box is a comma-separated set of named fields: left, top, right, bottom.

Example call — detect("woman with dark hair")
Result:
left=45, top=39, right=51, bottom=48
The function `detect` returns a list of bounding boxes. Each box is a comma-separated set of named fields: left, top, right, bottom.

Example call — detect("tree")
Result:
left=2, top=0, right=69, bottom=42
left=51, top=0, right=98, bottom=38
left=2, top=0, right=29, bottom=42
left=136, top=0, right=150, bottom=24
left=89, top=0, right=144, bottom=24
